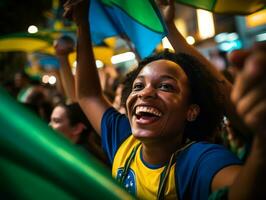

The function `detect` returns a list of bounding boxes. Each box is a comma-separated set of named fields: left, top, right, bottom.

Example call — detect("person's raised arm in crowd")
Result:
left=156, top=0, right=229, bottom=87
left=64, top=0, right=111, bottom=135
left=54, top=35, right=76, bottom=103
left=156, top=0, right=247, bottom=134
left=228, top=47, right=266, bottom=199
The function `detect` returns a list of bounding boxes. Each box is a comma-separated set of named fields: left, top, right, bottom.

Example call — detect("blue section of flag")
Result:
left=89, top=0, right=167, bottom=59
left=39, top=56, right=60, bottom=69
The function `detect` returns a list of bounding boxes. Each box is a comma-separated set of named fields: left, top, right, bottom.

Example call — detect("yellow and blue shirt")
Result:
left=101, top=108, right=242, bottom=200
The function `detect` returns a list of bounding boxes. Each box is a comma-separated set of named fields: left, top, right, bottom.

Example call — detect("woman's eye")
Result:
left=53, top=118, right=61, bottom=123
left=132, top=83, right=144, bottom=91
left=159, top=83, right=174, bottom=91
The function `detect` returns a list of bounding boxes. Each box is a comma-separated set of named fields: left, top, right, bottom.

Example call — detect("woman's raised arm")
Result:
left=64, top=0, right=112, bottom=135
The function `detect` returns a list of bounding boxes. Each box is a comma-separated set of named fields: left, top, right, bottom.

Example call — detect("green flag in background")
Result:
left=0, top=87, right=133, bottom=199
left=176, top=0, right=265, bottom=15
left=89, top=0, right=167, bottom=59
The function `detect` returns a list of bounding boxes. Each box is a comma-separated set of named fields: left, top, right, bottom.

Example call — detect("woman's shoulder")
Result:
left=175, top=141, right=242, bottom=200
left=180, top=141, right=241, bottom=162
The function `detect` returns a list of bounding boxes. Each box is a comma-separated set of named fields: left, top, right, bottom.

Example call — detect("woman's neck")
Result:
left=141, top=138, right=183, bottom=166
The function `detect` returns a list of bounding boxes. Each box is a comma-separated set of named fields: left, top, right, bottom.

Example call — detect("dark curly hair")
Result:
left=121, top=50, right=224, bottom=141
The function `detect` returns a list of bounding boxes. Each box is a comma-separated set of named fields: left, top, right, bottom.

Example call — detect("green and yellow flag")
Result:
left=0, top=33, right=52, bottom=53
left=176, top=0, right=265, bottom=15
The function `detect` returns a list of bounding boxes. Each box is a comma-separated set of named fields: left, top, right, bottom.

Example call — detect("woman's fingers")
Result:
left=231, top=51, right=266, bottom=133
left=244, top=100, right=266, bottom=132
left=236, top=80, right=266, bottom=116
left=231, top=51, right=266, bottom=104
left=63, top=0, right=86, bottom=20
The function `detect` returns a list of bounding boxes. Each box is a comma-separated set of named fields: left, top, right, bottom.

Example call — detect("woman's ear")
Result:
left=72, top=123, right=86, bottom=136
left=186, top=104, right=200, bottom=122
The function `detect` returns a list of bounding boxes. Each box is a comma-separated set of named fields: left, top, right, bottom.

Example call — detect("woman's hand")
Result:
left=63, top=0, right=89, bottom=26
left=155, top=0, right=175, bottom=24
left=231, top=49, right=266, bottom=135
left=54, top=36, right=75, bottom=56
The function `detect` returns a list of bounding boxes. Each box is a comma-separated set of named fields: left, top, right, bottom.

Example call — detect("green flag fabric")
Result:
left=176, top=0, right=265, bottom=15
left=89, top=0, right=167, bottom=59
left=0, top=87, right=133, bottom=199
left=101, top=0, right=165, bottom=33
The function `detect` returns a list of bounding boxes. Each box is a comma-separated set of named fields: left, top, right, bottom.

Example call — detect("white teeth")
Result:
left=135, top=106, right=162, bottom=117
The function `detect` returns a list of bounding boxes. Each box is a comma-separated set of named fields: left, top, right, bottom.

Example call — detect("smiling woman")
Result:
left=66, top=0, right=244, bottom=199
left=125, top=58, right=192, bottom=144
left=122, top=51, right=223, bottom=141
left=50, top=103, right=92, bottom=144
left=99, top=51, right=241, bottom=200
left=49, top=102, right=110, bottom=166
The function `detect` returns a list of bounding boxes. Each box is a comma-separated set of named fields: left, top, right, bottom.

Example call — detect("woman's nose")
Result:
left=138, top=85, right=156, bottom=99
left=48, top=121, right=53, bottom=128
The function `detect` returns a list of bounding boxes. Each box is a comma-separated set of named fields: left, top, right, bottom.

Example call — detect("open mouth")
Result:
left=134, top=106, right=162, bottom=123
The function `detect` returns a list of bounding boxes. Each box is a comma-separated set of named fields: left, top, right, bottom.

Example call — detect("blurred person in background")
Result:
left=53, top=35, right=110, bottom=167
left=50, top=102, right=110, bottom=167
left=14, top=71, right=32, bottom=102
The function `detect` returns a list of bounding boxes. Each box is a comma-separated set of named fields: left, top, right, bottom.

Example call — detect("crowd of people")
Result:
left=1, top=0, right=266, bottom=199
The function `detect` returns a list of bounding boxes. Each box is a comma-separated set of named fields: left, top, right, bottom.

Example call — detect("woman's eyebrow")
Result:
left=135, top=75, right=144, bottom=80
left=159, top=75, right=178, bottom=81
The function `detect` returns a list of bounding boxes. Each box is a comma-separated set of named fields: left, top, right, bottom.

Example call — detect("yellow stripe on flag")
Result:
left=245, top=9, right=266, bottom=28
left=214, top=0, right=266, bottom=15
left=0, top=38, right=50, bottom=52
left=66, top=47, right=114, bottom=66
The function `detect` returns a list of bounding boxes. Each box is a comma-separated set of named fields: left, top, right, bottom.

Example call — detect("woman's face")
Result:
left=50, top=106, right=75, bottom=141
left=126, top=59, right=191, bottom=144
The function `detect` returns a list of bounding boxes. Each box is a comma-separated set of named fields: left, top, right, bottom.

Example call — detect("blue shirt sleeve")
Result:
left=101, top=107, right=132, bottom=164
left=175, top=142, right=242, bottom=200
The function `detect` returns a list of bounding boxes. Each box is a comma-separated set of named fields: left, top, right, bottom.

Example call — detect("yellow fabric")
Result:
left=104, top=37, right=117, bottom=49
left=0, top=38, right=50, bottom=52
left=112, top=135, right=177, bottom=200
left=40, top=46, right=113, bottom=65
left=245, top=9, right=266, bottom=28
left=0, top=37, right=114, bottom=65
left=214, top=0, right=265, bottom=15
